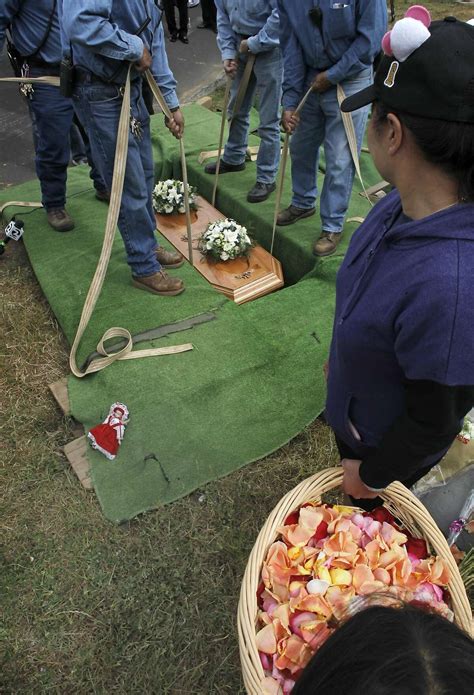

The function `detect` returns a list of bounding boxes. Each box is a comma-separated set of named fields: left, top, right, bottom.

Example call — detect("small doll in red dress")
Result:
left=87, top=402, right=129, bottom=460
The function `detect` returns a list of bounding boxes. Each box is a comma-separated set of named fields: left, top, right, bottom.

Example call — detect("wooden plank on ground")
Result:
left=360, top=180, right=391, bottom=201
left=64, top=436, right=93, bottom=491
left=156, top=196, right=284, bottom=305
left=49, top=377, right=70, bottom=415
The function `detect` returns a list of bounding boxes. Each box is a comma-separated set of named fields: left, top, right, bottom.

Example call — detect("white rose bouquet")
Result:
left=198, top=218, right=253, bottom=262
left=152, top=179, right=197, bottom=215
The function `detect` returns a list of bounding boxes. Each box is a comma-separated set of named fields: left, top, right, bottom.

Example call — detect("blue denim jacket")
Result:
left=60, top=0, right=178, bottom=108
left=0, top=0, right=62, bottom=63
left=277, top=0, right=386, bottom=109
left=215, top=0, right=279, bottom=59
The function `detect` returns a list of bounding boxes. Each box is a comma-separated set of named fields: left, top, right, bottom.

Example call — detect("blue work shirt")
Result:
left=60, top=0, right=178, bottom=109
left=215, top=0, right=279, bottom=60
left=0, top=0, right=62, bottom=64
left=277, top=0, right=387, bottom=109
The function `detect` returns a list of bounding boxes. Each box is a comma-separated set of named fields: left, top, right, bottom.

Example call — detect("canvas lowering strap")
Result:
left=211, top=75, right=232, bottom=207
left=336, top=83, right=372, bottom=207
left=145, top=69, right=194, bottom=264
left=231, top=53, right=256, bottom=122
left=0, top=69, right=195, bottom=377
left=0, top=75, right=60, bottom=87
left=0, top=75, right=60, bottom=224
left=67, top=66, right=195, bottom=377
left=211, top=53, right=256, bottom=208
left=270, top=86, right=313, bottom=255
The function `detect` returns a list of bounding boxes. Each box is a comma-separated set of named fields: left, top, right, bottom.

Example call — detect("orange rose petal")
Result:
left=281, top=634, right=314, bottom=671
left=296, top=593, right=333, bottom=618
left=373, top=567, right=391, bottom=584
left=353, top=564, right=374, bottom=592
left=262, top=677, right=283, bottom=695
left=256, top=623, right=277, bottom=654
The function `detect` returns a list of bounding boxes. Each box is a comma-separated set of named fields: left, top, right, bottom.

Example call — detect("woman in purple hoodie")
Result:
left=324, top=13, right=474, bottom=509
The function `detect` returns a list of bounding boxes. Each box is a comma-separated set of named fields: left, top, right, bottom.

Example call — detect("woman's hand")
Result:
left=341, top=458, right=381, bottom=499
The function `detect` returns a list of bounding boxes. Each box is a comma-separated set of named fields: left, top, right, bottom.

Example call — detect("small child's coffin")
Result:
left=155, top=196, right=284, bottom=305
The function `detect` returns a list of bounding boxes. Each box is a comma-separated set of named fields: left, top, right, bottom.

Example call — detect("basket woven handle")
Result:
left=238, top=466, right=472, bottom=695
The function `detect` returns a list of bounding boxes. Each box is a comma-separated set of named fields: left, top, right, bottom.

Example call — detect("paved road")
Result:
left=0, top=3, right=222, bottom=188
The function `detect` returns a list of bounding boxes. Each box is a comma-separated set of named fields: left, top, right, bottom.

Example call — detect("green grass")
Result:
left=0, top=240, right=339, bottom=693
left=2, top=4, right=473, bottom=689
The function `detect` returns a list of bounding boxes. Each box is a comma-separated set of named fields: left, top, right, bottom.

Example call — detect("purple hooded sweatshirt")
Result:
left=325, top=189, right=474, bottom=483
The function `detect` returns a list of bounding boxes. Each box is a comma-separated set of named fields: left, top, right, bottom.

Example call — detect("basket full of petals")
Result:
left=237, top=467, right=472, bottom=695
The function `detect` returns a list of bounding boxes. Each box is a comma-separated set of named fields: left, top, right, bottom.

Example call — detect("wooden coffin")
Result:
left=155, top=196, right=284, bottom=305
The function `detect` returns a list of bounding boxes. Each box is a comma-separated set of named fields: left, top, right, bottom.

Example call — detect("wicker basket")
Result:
left=238, top=467, right=473, bottom=695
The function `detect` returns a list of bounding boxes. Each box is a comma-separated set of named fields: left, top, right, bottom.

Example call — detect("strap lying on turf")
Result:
left=81, top=311, right=216, bottom=371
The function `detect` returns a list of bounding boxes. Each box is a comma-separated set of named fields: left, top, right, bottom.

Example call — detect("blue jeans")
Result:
left=70, top=114, right=108, bottom=194
left=27, top=66, right=74, bottom=211
left=224, top=47, right=282, bottom=185
left=73, top=78, right=160, bottom=277
left=289, top=68, right=372, bottom=233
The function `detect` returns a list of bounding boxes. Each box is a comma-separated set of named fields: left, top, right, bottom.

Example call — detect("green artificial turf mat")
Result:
left=0, top=104, right=383, bottom=522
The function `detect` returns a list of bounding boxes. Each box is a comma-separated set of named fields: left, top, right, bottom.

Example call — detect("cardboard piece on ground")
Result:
left=50, top=378, right=89, bottom=484
left=198, top=145, right=260, bottom=164
left=361, top=180, right=391, bottom=202
left=156, top=196, right=284, bottom=304
left=49, top=377, right=71, bottom=415
left=64, top=436, right=93, bottom=490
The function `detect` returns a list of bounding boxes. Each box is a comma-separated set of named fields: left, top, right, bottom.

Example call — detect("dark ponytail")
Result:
left=373, top=101, right=474, bottom=203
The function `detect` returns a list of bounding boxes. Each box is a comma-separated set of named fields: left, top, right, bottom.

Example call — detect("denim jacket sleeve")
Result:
left=215, top=0, right=237, bottom=60
left=63, top=0, right=144, bottom=63
left=247, top=0, right=279, bottom=54
left=326, top=0, right=387, bottom=85
left=278, top=0, right=306, bottom=110
left=150, top=20, right=179, bottom=110
left=0, top=0, right=21, bottom=54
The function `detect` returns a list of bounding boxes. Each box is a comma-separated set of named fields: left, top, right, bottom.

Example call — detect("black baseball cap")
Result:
left=341, top=17, right=474, bottom=123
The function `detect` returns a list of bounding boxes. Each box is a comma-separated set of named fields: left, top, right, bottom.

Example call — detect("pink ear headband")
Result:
left=382, top=5, right=431, bottom=62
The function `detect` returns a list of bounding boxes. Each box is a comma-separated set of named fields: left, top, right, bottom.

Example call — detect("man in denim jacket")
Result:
left=0, top=0, right=79, bottom=231
left=61, top=0, right=186, bottom=296
left=205, top=0, right=282, bottom=204
left=276, top=0, right=387, bottom=256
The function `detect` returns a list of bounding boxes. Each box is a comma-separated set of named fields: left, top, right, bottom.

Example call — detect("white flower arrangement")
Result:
left=152, top=179, right=197, bottom=215
left=198, top=218, right=253, bottom=262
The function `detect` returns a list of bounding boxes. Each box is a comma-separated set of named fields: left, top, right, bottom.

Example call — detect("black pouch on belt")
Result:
left=60, top=56, right=75, bottom=97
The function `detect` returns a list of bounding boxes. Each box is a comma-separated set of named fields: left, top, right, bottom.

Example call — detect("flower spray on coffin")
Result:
left=256, top=503, right=453, bottom=693
left=152, top=179, right=198, bottom=225
left=197, top=217, right=254, bottom=263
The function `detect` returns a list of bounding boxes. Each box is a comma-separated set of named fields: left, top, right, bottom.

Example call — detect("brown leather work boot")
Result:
left=46, top=208, right=75, bottom=232
left=277, top=205, right=315, bottom=226
left=156, top=247, right=185, bottom=268
left=132, top=270, right=185, bottom=296
left=313, top=231, right=342, bottom=257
